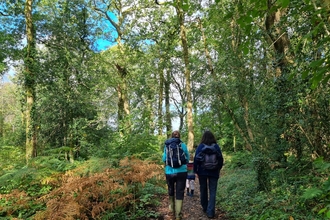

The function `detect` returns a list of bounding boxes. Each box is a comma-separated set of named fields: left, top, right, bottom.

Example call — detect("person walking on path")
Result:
left=194, top=130, right=224, bottom=219
left=186, top=154, right=196, bottom=197
left=162, top=130, right=189, bottom=220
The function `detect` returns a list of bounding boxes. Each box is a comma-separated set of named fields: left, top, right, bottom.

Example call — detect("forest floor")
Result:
left=151, top=177, right=230, bottom=220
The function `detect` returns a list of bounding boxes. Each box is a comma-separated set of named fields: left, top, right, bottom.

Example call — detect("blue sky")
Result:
left=92, top=11, right=118, bottom=52
left=95, top=39, right=114, bottom=51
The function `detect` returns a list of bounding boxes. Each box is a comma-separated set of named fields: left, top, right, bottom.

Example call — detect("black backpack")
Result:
left=165, top=138, right=187, bottom=168
left=196, top=144, right=223, bottom=170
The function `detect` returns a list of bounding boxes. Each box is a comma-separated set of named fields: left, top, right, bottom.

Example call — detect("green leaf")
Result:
left=318, top=207, right=327, bottom=214
left=301, top=70, right=309, bottom=79
left=243, top=46, right=249, bottom=55
left=245, top=16, right=253, bottom=23
left=182, top=3, right=189, bottom=12
left=164, top=2, right=175, bottom=7
left=302, top=188, right=323, bottom=199
left=310, top=59, right=324, bottom=68
left=237, top=17, right=245, bottom=26
left=279, top=0, right=290, bottom=8
left=322, top=74, right=330, bottom=85
left=324, top=179, right=330, bottom=191
left=311, top=69, right=327, bottom=89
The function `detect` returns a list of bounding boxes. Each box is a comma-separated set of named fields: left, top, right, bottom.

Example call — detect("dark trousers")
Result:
left=199, top=175, right=219, bottom=217
left=166, top=172, right=187, bottom=200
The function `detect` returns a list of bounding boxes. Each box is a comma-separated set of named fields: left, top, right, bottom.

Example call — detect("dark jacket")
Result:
left=193, top=143, right=223, bottom=179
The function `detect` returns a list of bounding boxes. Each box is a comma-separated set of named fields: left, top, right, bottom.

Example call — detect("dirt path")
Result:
left=152, top=177, right=229, bottom=220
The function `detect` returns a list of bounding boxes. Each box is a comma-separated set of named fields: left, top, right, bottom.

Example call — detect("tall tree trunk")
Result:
left=265, top=0, right=291, bottom=163
left=24, top=0, right=37, bottom=164
left=243, top=97, right=254, bottom=142
left=115, top=36, right=131, bottom=135
left=165, top=68, right=172, bottom=137
left=115, top=60, right=130, bottom=134
left=175, top=0, right=194, bottom=152
left=157, top=62, right=164, bottom=136
left=198, top=17, right=213, bottom=75
left=147, top=92, right=155, bottom=134
left=0, top=107, right=3, bottom=139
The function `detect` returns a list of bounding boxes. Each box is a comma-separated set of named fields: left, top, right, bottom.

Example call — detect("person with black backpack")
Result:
left=194, top=130, right=224, bottom=219
left=162, top=130, right=189, bottom=220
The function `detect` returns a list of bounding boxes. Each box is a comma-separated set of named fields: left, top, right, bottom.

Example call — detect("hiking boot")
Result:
left=175, top=199, right=183, bottom=220
left=190, top=190, right=194, bottom=197
left=169, top=196, right=174, bottom=214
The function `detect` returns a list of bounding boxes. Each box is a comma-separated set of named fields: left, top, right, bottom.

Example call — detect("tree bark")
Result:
left=265, top=0, right=291, bottom=162
left=165, top=68, right=172, bottom=137
left=198, top=17, right=213, bottom=75
left=24, top=0, right=37, bottom=165
left=157, top=60, right=164, bottom=136
left=175, top=0, right=194, bottom=152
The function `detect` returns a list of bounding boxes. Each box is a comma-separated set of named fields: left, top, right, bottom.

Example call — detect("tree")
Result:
left=93, top=0, right=135, bottom=135
left=33, top=0, right=104, bottom=160
left=24, top=0, right=37, bottom=164
left=0, top=83, right=23, bottom=145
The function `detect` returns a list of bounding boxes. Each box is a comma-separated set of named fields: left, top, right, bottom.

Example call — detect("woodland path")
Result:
left=151, top=177, right=229, bottom=220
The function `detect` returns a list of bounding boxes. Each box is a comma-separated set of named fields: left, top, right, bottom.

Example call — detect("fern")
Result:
left=33, top=157, right=163, bottom=219
left=302, top=188, right=323, bottom=200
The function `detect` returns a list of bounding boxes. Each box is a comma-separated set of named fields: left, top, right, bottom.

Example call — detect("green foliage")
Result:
left=0, top=146, right=25, bottom=175
left=96, top=177, right=165, bottom=220
left=127, top=182, right=166, bottom=219
left=94, top=131, right=163, bottom=164
left=218, top=152, right=324, bottom=219
left=0, top=0, right=329, bottom=218
left=0, top=155, right=78, bottom=194
left=252, top=154, right=271, bottom=191
left=301, top=157, right=330, bottom=219
left=223, top=151, right=253, bottom=169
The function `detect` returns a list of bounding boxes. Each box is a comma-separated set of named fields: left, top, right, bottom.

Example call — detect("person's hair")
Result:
left=200, top=130, right=217, bottom=145
left=171, top=130, right=180, bottom=138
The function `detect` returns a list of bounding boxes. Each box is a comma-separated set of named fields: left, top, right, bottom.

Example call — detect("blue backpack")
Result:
left=195, top=144, right=223, bottom=170
left=165, top=138, right=187, bottom=168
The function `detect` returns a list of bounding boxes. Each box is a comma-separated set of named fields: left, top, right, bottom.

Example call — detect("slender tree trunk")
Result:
left=146, top=92, right=155, bottom=134
left=115, top=39, right=131, bottom=135
left=158, top=63, right=164, bottom=136
left=198, top=17, right=213, bottom=75
left=243, top=97, right=254, bottom=142
left=175, top=0, right=194, bottom=152
left=0, top=107, right=3, bottom=139
left=24, top=0, right=37, bottom=165
left=165, top=68, right=172, bottom=137
left=233, top=135, right=236, bottom=152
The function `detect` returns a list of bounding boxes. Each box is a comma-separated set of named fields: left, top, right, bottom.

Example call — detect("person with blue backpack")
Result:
left=162, top=130, right=189, bottom=220
left=194, top=130, right=224, bottom=219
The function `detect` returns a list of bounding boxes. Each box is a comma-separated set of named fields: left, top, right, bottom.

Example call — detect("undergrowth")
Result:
left=217, top=152, right=330, bottom=220
left=0, top=154, right=165, bottom=219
